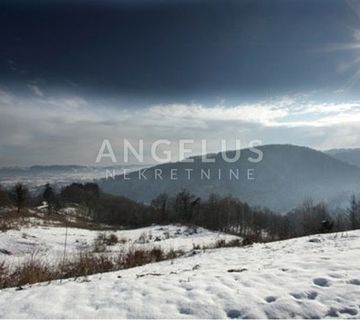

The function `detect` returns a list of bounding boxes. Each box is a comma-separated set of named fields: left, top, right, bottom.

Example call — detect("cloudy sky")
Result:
left=2, top=0, right=360, bottom=166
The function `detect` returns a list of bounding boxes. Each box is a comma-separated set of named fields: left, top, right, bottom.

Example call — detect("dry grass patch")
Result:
left=0, top=247, right=184, bottom=290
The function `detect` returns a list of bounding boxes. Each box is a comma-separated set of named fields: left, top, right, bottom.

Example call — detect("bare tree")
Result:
left=12, top=183, right=29, bottom=213
left=43, top=183, right=55, bottom=214
left=151, top=193, right=169, bottom=224
left=348, top=195, right=359, bottom=230
left=174, top=190, right=199, bottom=223
left=0, top=185, right=10, bottom=207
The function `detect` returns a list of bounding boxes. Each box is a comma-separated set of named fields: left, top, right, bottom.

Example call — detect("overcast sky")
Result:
left=2, top=0, right=360, bottom=166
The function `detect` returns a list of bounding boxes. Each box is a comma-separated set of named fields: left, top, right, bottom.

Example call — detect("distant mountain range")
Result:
left=2, top=145, right=360, bottom=212
left=0, top=165, right=144, bottom=175
left=325, top=148, right=360, bottom=168
left=99, top=145, right=360, bottom=212
left=0, top=164, right=146, bottom=190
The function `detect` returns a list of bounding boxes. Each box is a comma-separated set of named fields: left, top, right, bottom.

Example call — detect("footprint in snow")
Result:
left=306, top=291, right=318, bottom=300
left=178, top=307, right=193, bottom=315
left=290, top=290, right=318, bottom=300
left=290, top=292, right=305, bottom=300
left=0, top=249, right=11, bottom=255
left=226, top=309, right=243, bottom=319
left=328, top=272, right=344, bottom=279
left=308, top=238, right=321, bottom=243
left=265, top=296, right=277, bottom=303
left=326, top=307, right=339, bottom=317
left=348, top=279, right=360, bottom=286
left=339, top=307, right=358, bottom=316
left=313, top=277, right=331, bottom=287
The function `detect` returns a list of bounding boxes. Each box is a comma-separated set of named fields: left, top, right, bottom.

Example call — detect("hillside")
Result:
left=100, top=144, right=360, bottom=212
left=326, top=148, right=360, bottom=168
left=1, top=230, right=359, bottom=318
left=0, top=224, right=238, bottom=267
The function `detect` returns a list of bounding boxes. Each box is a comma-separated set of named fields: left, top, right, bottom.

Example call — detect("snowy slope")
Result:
left=1, top=231, right=360, bottom=318
left=0, top=225, right=239, bottom=266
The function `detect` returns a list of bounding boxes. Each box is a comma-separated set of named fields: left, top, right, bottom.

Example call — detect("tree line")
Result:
left=1, top=182, right=360, bottom=241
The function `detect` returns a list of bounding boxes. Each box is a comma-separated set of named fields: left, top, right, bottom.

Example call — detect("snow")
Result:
left=0, top=224, right=239, bottom=267
left=1, top=230, right=360, bottom=318
left=36, top=202, right=48, bottom=210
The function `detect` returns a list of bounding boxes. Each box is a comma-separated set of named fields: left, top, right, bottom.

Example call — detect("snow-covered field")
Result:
left=1, top=230, right=360, bottom=318
left=0, top=224, right=239, bottom=267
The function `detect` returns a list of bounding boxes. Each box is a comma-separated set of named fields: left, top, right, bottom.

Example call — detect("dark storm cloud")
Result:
left=0, top=0, right=358, bottom=103
left=3, top=0, right=360, bottom=166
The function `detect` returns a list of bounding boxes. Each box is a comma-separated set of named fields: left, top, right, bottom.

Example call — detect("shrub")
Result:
left=150, top=248, right=163, bottom=261
left=137, top=232, right=149, bottom=244
left=107, top=233, right=118, bottom=245
left=0, top=261, right=8, bottom=288
left=123, top=249, right=148, bottom=268
left=214, top=239, right=226, bottom=248
left=0, top=246, right=184, bottom=289
left=226, top=238, right=242, bottom=247
left=93, top=234, right=107, bottom=252
left=93, top=233, right=119, bottom=252
left=0, top=219, right=12, bottom=232
left=0, top=211, right=21, bottom=232
left=165, top=249, right=181, bottom=260
left=212, top=238, right=243, bottom=249
left=242, top=234, right=261, bottom=246
left=62, top=252, right=115, bottom=278
left=119, top=237, right=127, bottom=244
left=122, top=247, right=179, bottom=268
left=11, top=258, right=55, bottom=287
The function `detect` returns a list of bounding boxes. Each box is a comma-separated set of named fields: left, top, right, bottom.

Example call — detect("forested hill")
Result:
left=100, top=144, right=360, bottom=212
